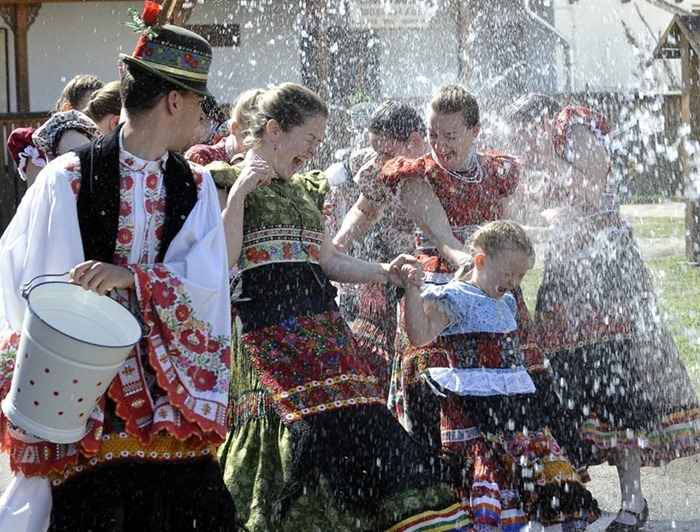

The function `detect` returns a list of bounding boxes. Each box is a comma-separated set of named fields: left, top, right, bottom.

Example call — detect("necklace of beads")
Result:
left=433, top=148, right=484, bottom=184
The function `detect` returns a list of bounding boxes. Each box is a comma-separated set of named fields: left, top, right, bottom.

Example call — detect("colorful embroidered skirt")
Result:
left=219, top=310, right=472, bottom=531
left=440, top=394, right=600, bottom=530
left=351, top=282, right=401, bottom=400
left=535, top=223, right=700, bottom=467
left=548, top=340, right=700, bottom=468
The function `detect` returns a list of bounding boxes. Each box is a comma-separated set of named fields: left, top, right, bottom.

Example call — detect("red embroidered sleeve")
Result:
left=553, top=106, right=611, bottom=162
left=379, top=155, right=428, bottom=197
left=184, top=142, right=228, bottom=167
left=482, top=152, right=521, bottom=198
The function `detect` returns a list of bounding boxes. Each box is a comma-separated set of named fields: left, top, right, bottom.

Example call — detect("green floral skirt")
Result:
left=217, top=315, right=470, bottom=531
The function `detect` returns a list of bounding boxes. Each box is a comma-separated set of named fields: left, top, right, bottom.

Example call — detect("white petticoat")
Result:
left=425, top=365, right=536, bottom=397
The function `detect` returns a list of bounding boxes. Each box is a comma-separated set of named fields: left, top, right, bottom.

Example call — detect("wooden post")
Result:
left=0, top=4, right=38, bottom=113
left=158, top=0, right=193, bottom=27
left=299, top=0, right=329, bottom=101
left=680, top=37, right=700, bottom=263
left=14, top=5, right=29, bottom=112
left=454, top=0, right=477, bottom=85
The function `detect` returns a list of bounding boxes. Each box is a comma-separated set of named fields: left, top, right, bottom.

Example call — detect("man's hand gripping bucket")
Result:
left=1, top=273, right=144, bottom=444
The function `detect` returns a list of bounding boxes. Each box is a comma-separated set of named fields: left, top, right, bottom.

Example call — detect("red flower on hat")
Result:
left=142, top=1, right=163, bottom=25
left=183, top=54, right=199, bottom=69
left=124, top=1, right=163, bottom=41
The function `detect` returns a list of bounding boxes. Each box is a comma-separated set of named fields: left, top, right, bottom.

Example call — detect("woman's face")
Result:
left=272, top=114, right=327, bottom=179
left=426, top=109, right=479, bottom=170
left=530, top=124, right=608, bottom=210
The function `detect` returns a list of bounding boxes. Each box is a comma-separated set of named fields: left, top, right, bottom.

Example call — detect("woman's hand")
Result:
left=229, top=160, right=272, bottom=199
left=188, top=152, right=205, bottom=166
left=399, top=262, right=425, bottom=288
left=387, top=254, right=422, bottom=287
left=69, top=261, right=135, bottom=295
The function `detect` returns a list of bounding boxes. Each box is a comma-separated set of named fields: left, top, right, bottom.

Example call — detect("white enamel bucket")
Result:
left=1, top=279, right=143, bottom=444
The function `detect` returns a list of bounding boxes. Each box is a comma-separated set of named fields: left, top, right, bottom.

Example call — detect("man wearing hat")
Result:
left=0, top=5, right=236, bottom=530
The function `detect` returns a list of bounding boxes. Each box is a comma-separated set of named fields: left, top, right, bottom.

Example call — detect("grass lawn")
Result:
left=521, top=215, right=700, bottom=395
left=623, top=216, right=684, bottom=239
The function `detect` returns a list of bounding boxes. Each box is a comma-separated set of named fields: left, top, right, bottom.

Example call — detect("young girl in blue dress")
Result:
left=400, top=220, right=599, bottom=532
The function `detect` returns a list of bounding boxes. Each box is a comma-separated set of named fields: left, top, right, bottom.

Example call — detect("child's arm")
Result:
left=401, top=265, right=451, bottom=347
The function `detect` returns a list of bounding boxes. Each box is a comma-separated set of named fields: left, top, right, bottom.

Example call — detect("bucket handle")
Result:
left=20, top=272, right=71, bottom=299
left=20, top=272, right=150, bottom=338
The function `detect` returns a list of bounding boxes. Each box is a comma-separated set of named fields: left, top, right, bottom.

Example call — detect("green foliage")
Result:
left=347, top=90, right=375, bottom=105
left=648, top=257, right=700, bottom=394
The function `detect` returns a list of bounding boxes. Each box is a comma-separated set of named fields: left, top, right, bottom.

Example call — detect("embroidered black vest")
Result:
left=74, top=125, right=198, bottom=263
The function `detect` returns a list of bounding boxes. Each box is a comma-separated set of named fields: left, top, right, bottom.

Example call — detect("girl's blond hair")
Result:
left=454, top=220, right=534, bottom=282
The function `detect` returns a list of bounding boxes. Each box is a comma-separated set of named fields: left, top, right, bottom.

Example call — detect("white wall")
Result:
left=188, top=1, right=301, bottom=106
left=6, top=3, right=136, bottom=111
left=192, top=1, right=459, bottom=105
left=375, top=7, right=459, bottom=102
left=554, top=0, right=684, bottom=93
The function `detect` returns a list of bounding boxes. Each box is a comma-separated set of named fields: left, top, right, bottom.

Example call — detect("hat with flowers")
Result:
left=120, top=1, right=213, bottom=97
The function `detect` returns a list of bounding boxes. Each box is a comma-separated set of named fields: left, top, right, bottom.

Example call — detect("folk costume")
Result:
left=346, top=154, right=415, bottom=399
left=535, top=106, right=700, bottom=469
left=6, top=127, right=46, bottom=182
left=420, top=281, right=600, bottom=530
left=212, top=159, right=472, bottom=532
left=0, top=17, right=236, bottom=531
left=185, top=134, right=244, bottom=168
left=379, top=152, right=546, bottom=449
left=32, top=110, right=101, bottom=161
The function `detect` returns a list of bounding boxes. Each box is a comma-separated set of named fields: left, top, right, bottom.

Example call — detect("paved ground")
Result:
left=2, top=202, right=698, bottom=530
left=583, top=456, right=700, bottom=531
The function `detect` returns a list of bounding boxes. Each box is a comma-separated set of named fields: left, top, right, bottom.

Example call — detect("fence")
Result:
left=1, top=113, right=49, bottom=232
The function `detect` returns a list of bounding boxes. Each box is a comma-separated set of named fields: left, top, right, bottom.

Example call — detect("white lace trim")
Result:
left=441, top=427, right=482, bottom=443
left=426, top=365, right=536, bottom=396
left=17, top=146, right=46, bottom=181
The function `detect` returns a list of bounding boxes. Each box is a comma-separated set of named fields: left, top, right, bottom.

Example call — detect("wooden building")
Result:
left=654, top=14, right=700, bottom=263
